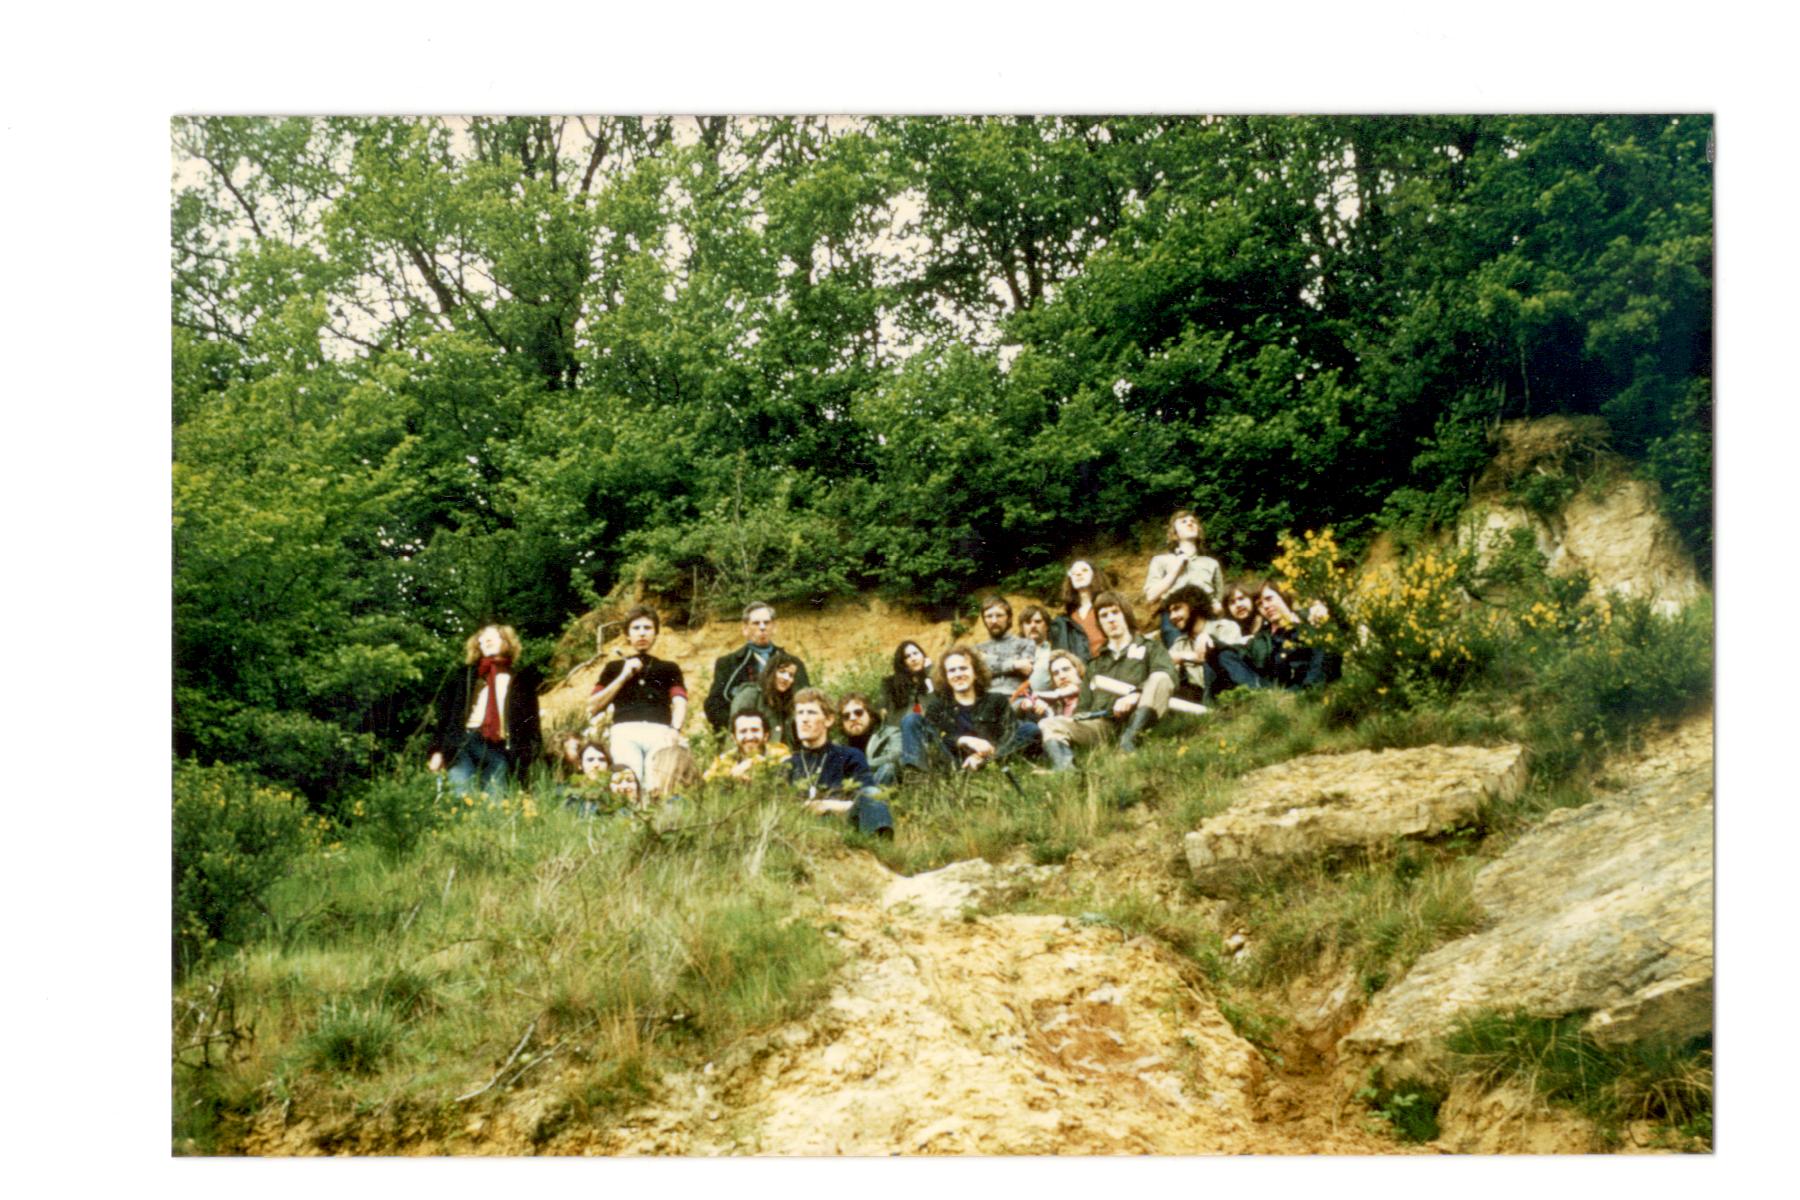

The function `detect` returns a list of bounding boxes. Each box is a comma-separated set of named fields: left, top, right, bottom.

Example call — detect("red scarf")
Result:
left=476, top=655, right=512, bottom=743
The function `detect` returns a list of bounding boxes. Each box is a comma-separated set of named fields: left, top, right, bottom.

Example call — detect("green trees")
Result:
left=172, top=115, right=1712, bottom=800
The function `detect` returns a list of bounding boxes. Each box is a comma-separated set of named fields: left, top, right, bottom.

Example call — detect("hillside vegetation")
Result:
left=172, top=115, right=1712, bottom=805
left=173, top=481, right=1713, bottom=1152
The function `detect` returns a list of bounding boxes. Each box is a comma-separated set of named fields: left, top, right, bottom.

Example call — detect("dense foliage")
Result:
left=172, top=115, right=1712, bottom=799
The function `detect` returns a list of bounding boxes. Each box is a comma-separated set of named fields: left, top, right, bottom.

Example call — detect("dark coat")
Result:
left=429, top=661, right=543, bottom=770
left=920, top=690, right=1016, bottom=750
left=704, top=644, right=810, bottom=728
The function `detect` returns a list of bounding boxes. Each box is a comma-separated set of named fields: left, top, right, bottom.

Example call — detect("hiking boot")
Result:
left=1117, top=705, right=1160, bottom=753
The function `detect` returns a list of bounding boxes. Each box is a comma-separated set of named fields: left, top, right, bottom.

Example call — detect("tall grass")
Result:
left=173, top=779, right=847, bottom=1152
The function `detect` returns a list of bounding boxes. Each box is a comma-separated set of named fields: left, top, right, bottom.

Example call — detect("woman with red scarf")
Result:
left=427, top=622, right=543, bottom=799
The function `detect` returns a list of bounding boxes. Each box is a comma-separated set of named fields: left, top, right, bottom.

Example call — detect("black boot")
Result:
left=1117, top=704, right=1160, bottom=753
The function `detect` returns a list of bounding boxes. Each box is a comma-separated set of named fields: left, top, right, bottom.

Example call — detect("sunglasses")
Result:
left=842, top=707, right=869, bottom=718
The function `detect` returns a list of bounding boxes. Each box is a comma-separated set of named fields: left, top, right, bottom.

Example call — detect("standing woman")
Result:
left=1144, top=510, right=1225, bottom=643
left=428, top=621, right=543, bottom=799
left=880, top=640, right=934, bottom=729
left=730, top=650, right=803, bottom=748
left=587, top=605, right=688, bottom=783
left=1050, top=559, right=1111, bottom=662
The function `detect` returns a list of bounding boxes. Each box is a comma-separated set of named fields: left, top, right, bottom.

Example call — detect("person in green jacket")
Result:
left=1039, top=591, right=1177, bottom=769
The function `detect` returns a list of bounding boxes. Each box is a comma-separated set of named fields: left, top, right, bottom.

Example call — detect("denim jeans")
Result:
left=847, top=789, right=894, bottom=835
left=448, top=731, right=511, bottom=800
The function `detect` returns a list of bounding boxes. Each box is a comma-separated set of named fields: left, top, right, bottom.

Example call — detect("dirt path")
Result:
left=568, top=858, right=1413, bottom=1156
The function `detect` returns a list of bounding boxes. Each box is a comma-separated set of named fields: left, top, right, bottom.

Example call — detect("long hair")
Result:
left=1166, top=508, right=1207, bottom=553
left=1221, top=581, right=1262, bottom=637
left=882, top=640, right=930, bottom=712
left=1059, top=561, right=1113, bottom=616
left=1020, top=604, right=1051, bottom=639
left=1160, top=584, right=1217, bottom=637
left=463, top=623, right=523, bottom=664
left=934, top=645, right=992, bottom=697
left=1090, top=590, right=1138, bottom=636
left=758, top=651, right=802, bottom=720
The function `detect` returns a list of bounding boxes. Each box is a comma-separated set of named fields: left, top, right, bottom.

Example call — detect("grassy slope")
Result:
left=174, top=588, right=1714, bottom=1154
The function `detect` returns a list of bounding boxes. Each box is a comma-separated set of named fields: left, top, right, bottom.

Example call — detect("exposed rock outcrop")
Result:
left=1337, top=758, right=1713, bottom=1088
left=1183, top=744, right=1528, bottom=895
left=1458, top=416, right=1703, bottom=613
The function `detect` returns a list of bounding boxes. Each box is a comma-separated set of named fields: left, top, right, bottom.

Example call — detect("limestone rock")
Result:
left=880, top=858, right=1060, bottom=919
left=1338, top=760, right=1713, bottom=1087
left=1183, top=744, right=1528, bottom=895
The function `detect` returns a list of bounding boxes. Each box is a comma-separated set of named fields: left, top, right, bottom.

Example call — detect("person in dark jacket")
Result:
left=729, top=650, right=803, bottom=748
left=787, top=689, right=894, bottom=837
left=703, top=601, right=810, bottom=729
left=900, top=646, right=1032, bottom=775
left=427, top=621, right=543, bottom=799
left=879, top=639, right=934, bottom=729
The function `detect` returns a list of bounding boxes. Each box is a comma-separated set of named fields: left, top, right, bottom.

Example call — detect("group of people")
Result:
left=426, top=509, right=1339, bottom=838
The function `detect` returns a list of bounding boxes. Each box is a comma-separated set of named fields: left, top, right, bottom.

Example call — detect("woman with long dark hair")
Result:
left=1049, top=559, right=1111, bottom=661
left=880, top=639, right=934, bottom=728
left=730, top=650, right=803, bottom=748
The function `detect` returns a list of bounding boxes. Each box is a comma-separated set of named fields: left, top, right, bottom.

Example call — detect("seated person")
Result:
left=609, top=766, right=644, bottom=811
left=973, top=595, right=1038, bottom=696
left=559, top=739, right=613, bottom=816
left=1207, top=582, right=1265, bottom=695
left=1160, top=584, right=1219, bottom=702
left=1049, top=559, right=1112, bottom=662
left=587, top=606, right=687, bottom=783
left=1017, top=649, right=1088, bottom=723
left=704, top=601, right=809, bottom=729
left=880, top=640, right=934, bottom=728
left=1251, top=581, right=1341, bottom=689
left=836, top=692, right=900, bottom=786
left=704, top=710, right=793, bottom=785
left=1039, top=592, right=1177, bottom=769
left=1018, top=604, right=1057, bottom=692
left=786, top=689, right=895, bottom=837
left=729, top=650, right=802, bottom=748
left=900, top=646, right=1034, bottom=774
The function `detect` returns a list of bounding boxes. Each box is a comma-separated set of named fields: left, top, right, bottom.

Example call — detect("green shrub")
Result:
left=1446, top=1010, right=1712, bottom=1147
left=173, top=762, right=324, bottom=973
left=347, top=773, right=447, bottom=860
left=1356, top=1070, right=1446, bottom=1143
left=301, top=1002, right=400, bottom=1077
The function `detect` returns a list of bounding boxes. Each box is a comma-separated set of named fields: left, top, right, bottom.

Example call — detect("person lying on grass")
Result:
left=703, top=710, right=792, bottom=785
left=786, top=689, right=894, bottom=837
left=1017, top=649, right=1088, bottom=722
left=1039, top=591, right=1177, bottom=769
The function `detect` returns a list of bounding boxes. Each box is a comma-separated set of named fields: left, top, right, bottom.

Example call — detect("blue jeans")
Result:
left=448, top=732, right=511, bottom=800
left=847, top=789, right=894, bottom=835
left=901, top=711, right=1037, bottom=770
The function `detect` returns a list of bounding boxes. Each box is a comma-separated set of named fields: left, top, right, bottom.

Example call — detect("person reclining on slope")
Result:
left=703, top=709, right=792, bottom=785
left=703, top=601, right=810, bottom=730
left=973, top=594, right=1038, bottom=697
left=1039, top=591, right=1177, bottom=769
left=836, top=691, right=901, bottom=787
left=899, top=645, right=1036, bottom=776
left=786, top=689, right=895, bottom=838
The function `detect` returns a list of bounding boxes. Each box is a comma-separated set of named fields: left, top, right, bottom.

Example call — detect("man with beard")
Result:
left=973, top=595, right=1037, bottom=697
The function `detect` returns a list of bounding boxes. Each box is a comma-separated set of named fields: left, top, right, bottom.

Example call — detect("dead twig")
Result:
left=455, top=1018, right=538, bottom=1104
